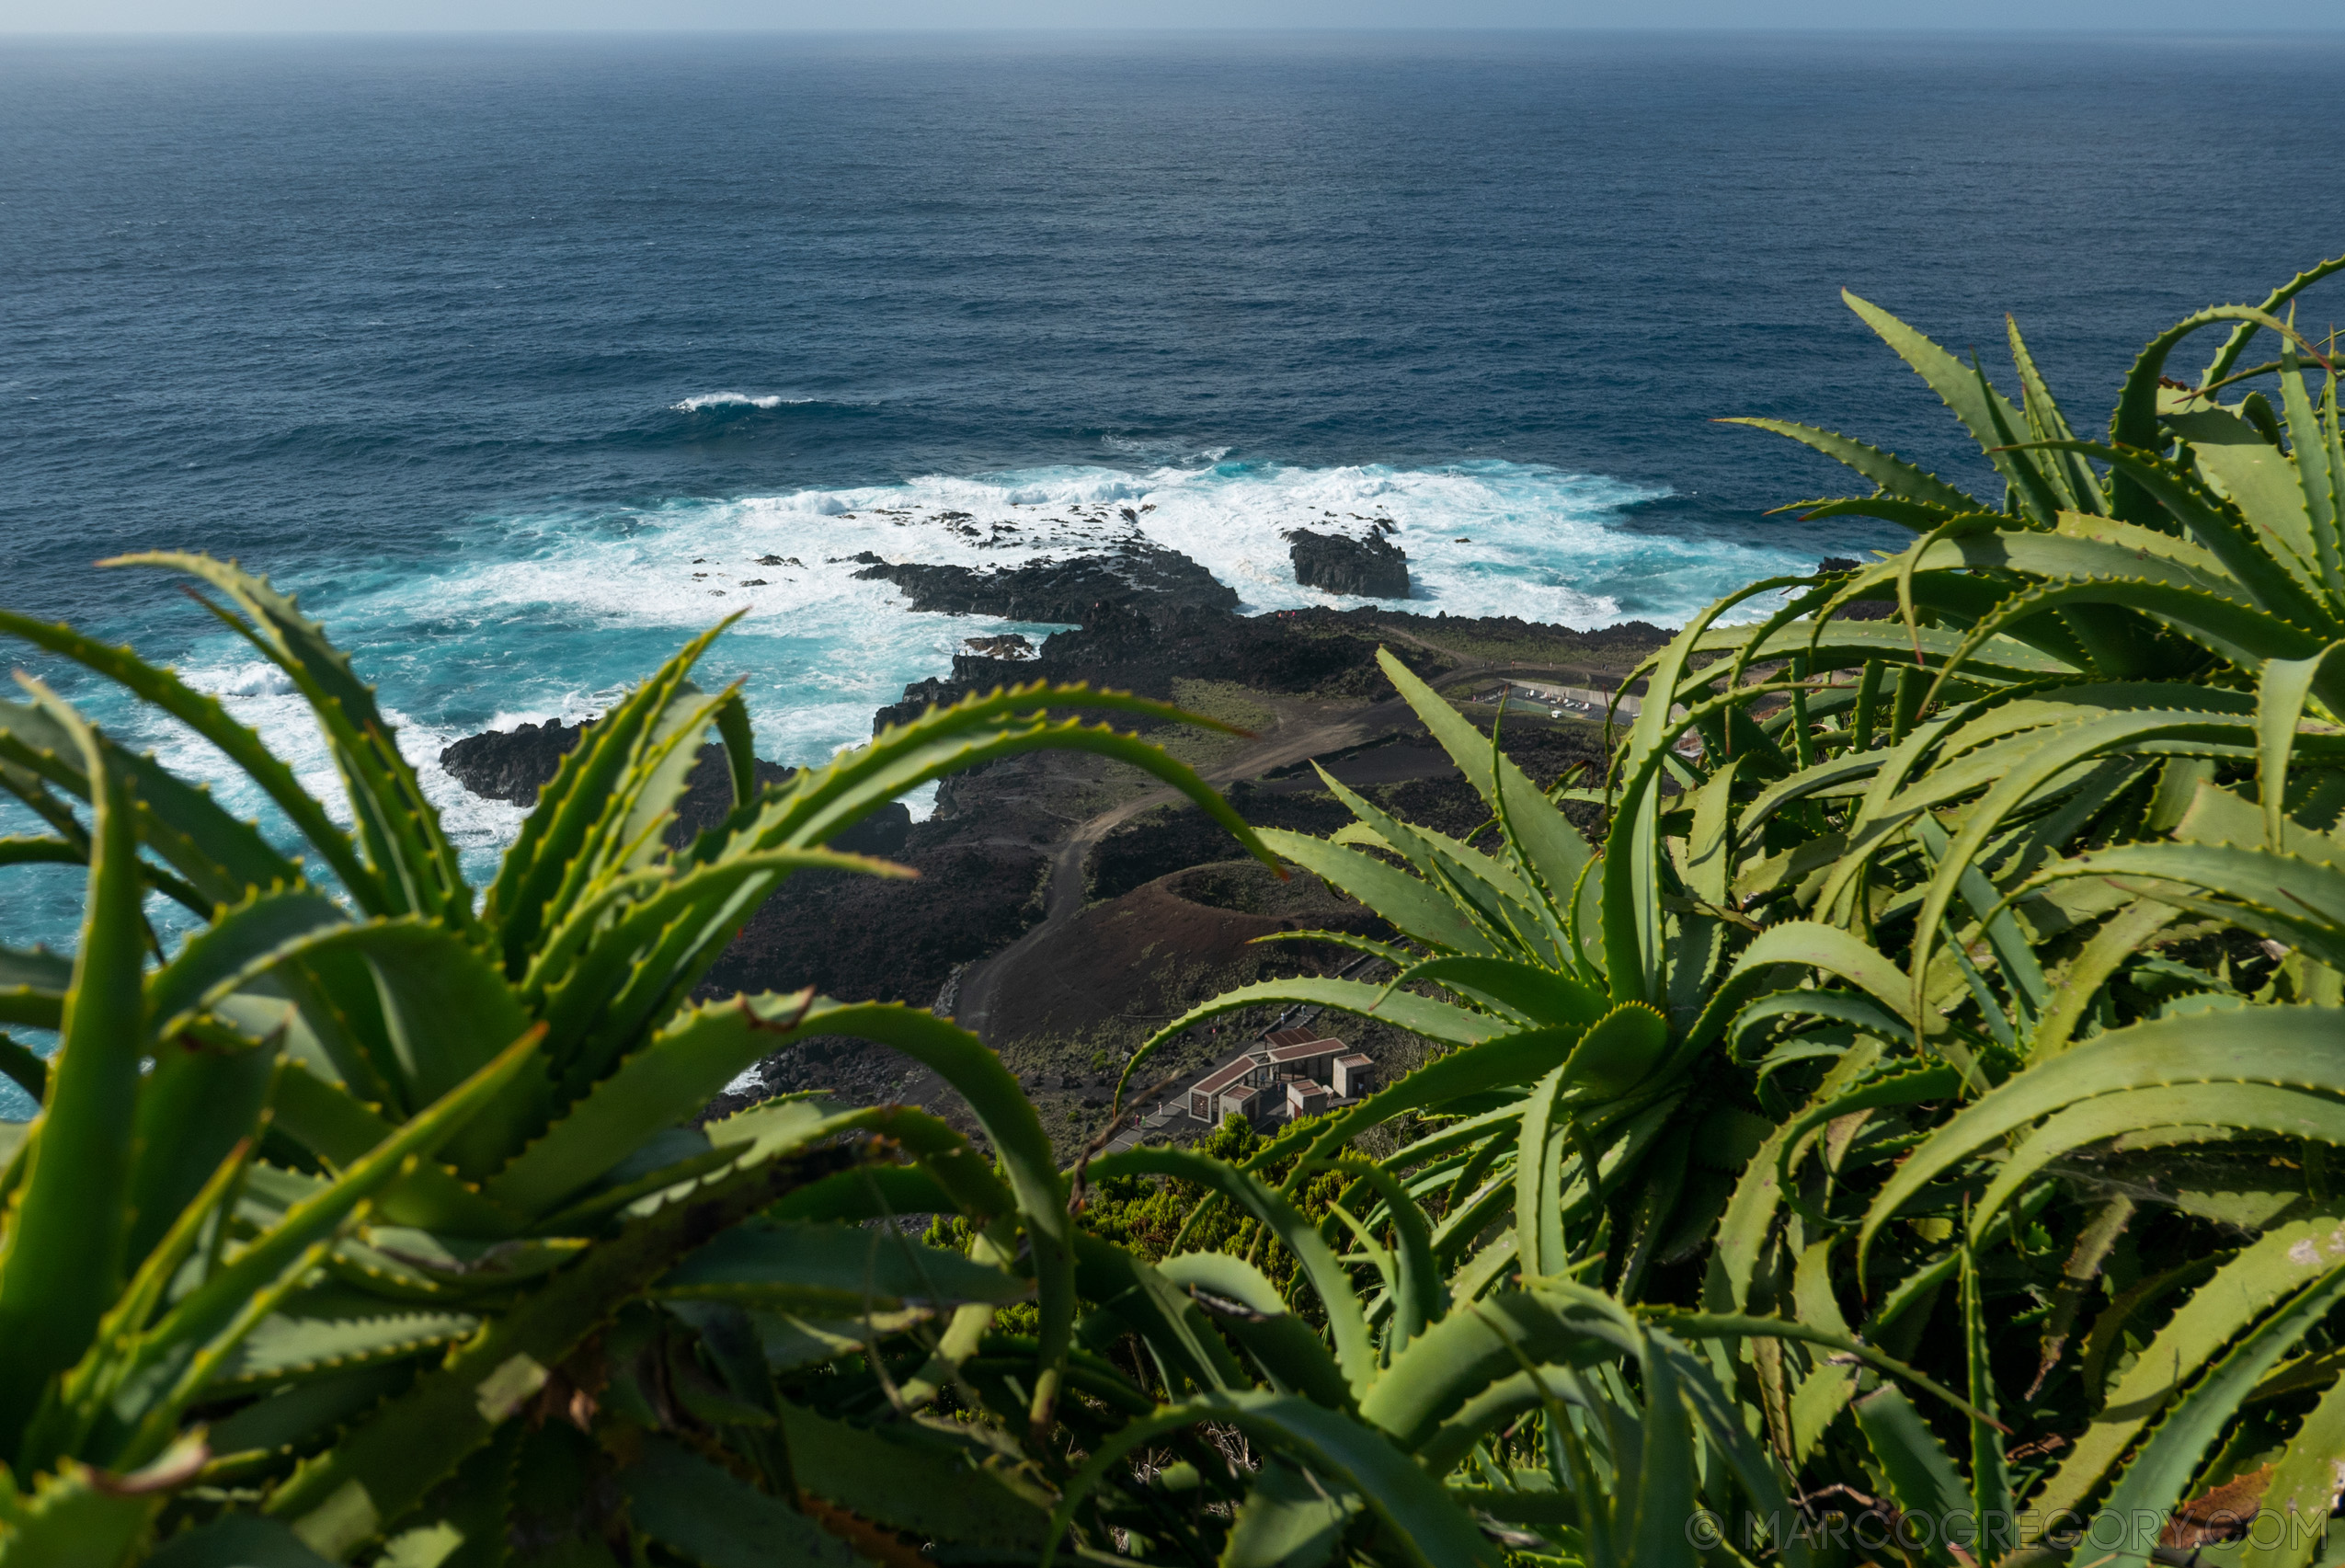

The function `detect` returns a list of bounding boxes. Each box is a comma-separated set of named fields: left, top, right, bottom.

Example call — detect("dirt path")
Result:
left=951, top=690, right=1396, bottom=1044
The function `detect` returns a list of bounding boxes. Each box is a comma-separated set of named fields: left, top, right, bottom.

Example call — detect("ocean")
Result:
left=4, top=29, right=2343, bottom=1008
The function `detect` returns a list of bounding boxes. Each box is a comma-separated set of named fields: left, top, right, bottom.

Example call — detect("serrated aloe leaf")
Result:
left=143, top=1516, right=339, bottom=1568
left=481, top=989, right=820, bottom=1219
left=261, top=1120, right=871, bottom=1557
left=123, top=1030, right=278, bottom=1270
left=1561, top=1002, right=1667, bottom=1096
left=2258, top=645, right=2345, bottom=849
left=2109, top=303, right=2298, bottom=481
left=1413, top=1365, right=1592, bottom=1482
left=521, top=848, right=897, bottom=1048
left=1071, top=1234, right=1248, bottom=1396
left=1122, top=975, right=1510, bottom=1122
left=751, top=1308, right=934, bottom=1374
left=349, top=1228, right=588, bottom=1289
left=731, top=997, right=1073, bottom=1434
left=1222, top=1457, right=1356, bottom=1568
left=2008, top=314, right=2103, bottom=510
left=78, top=1027, right=544, bottom=1471
left=267, top=1065, right=522, bottom=1239
left=1310, top=768, right=1548, bottom=957
left=1640, top=1308, right=1990, bottom=1428
left=1722, top=418, right=1987, bottom=514
left=1687, top=920, right=1913, bottom=1052
left=1514, top=1062, right=1573, bottom=1287
left=1092, top=1146, right=1376, bottom=1394
left=0, top=1439, right=200, bottom=1568
left=481, top=614, right=737, bottom=967
left=772, top=1401, right=1055, bottom=1548
left=0, top=610, right=382, bottom=911
left=1838, top=292, right=2055, bottom=513
left=212, top=1299, right=480, bottom=1391
left=1235, top=1029, right=1583, bottom=1198
left=2027, top=1212, right=2345, bottom=1532
left=1045, top=1387, right=1503, bottom=1568
left=205, top=921, right=541, bottom=1181
left=2199, top=254, right=2345, bottom=386
left=1253, top=827, right=1495, bottom=956
left=1859, top=1009, right=2345, bottom=1271
left=1156, top=1252, right=1355, bottom=1412
left=1321, top=1156, right=1443, bottom=1352
left=143, top=888, right=351, bottom=1041
left=1973, top=1082, right=2345, bottom=1238
left=622, top=1435, right=860, bottom=1568
left=2021, top=439, right=2341, bottom=639
left=2170, top=405, right=2321, bottom=584
left=0, top=693, right=302, bottom=910
left=1366, top=1286, right=1652, bottom=1459
left=1701, top=613, right=2083, bottom=684
left=0, top=682, right=150, bottom=1452
left=203, top=1364, right=410, bottom=1464
left=1853, top=1386, right=1970, bottom=1567
left=0, top=944, right=70, bottom=1031
left=1390, top=956, right=1607, bottom=1028
left=656, top=1220, right=1031, bottom=1314
left=1602, top=586, right=1808, bottom=1003
left=2092, top=1261, right=2345, bottom=1568
left=748, top=681, right=1266, bottom=856
left=602, top=681, right=740, bottom=879
left=1900, top=705, right=2282, bottom=1031
left=2030, top=841, right=2345, bottom=970
left=108, top=554, right=469, bottom=927
left=2241, top=1370, right=2345, bottom=1568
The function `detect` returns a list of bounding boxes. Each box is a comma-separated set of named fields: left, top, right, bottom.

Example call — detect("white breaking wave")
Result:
left=6, top=458, right=1813, bottom=958
left=669, top=392, right=808, bottom=412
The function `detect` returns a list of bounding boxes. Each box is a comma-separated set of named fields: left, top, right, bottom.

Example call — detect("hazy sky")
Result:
left=5, top=0, right=2341, bottom=32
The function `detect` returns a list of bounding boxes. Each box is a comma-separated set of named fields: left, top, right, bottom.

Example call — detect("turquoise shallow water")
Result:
left=6, top=31, right=2344, bottom=1112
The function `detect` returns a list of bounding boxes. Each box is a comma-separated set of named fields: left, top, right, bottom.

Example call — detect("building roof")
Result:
left=1265, top=1027, right=1321, bottom=1047
left=1264, top=1036, right=1347, bottom=1065
left=1193, top=1059, right=1254, bottom=1097
left=1335, top=1053, right=1373, bottom=1068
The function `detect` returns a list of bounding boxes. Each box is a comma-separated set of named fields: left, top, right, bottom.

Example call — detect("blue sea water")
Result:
left=3, top=30, right=2343, bottom=1081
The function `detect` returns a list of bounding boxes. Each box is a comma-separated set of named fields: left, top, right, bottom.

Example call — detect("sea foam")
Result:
left=0, top=458, right=1808, bottom=960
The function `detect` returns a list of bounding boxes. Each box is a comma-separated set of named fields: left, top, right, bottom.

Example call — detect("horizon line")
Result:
left=6, top=21, right=2343, bottom=34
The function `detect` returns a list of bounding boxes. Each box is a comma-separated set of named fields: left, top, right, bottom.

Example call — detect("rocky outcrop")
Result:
left=438, top=723, right=909, bottom=857
left=962, top=634, right=1035, bottom=658
left=440, top=717, right=584, bottom=806
left=850, top=539, right=1237, bottom=624
left=1287, top=529, right=1410, bottom=599
left=1816, top=556, right=1895, bottom=620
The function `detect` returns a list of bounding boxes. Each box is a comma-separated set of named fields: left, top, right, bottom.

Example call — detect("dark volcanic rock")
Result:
left=1287, top=529, right=1410, bottom=599
left=852, top=540, right=1237, bottom=623
left=438, top=723, right=909, bottom=857
left=1815, top=556, right=1896, bottom=620
left=962, top=633, right=1035, bottom=658
left=700, top=770, right=1053, bottom=1008
left=873, top=602, right=1443, bottom=731
left=440, top=718, right=584, bottom=805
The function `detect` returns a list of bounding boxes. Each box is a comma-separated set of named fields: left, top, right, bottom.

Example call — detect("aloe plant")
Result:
left=0, top=553, right=1276, bottom=1563
left=1128, top=261, right=2345, bottom=1568
left=1681, top=268, right=2345, bottom=1568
